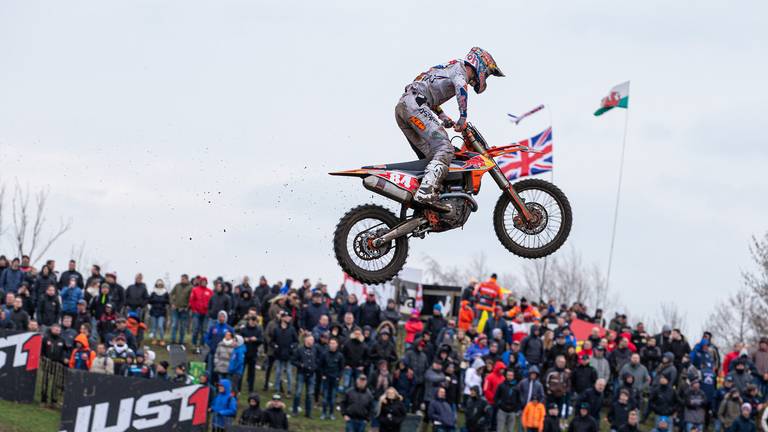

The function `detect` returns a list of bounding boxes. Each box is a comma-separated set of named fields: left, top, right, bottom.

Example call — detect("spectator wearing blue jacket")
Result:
left=205, top=310, right=234, bottom=374
left=228, top=335, right=246, bottom=394
left=0, top=258, right=23, bottom=294
left=211, top=378, right=238, bottom=431
left=60, top=278, right=83, bottom=318
left=428, top=386, right=456, bottom=431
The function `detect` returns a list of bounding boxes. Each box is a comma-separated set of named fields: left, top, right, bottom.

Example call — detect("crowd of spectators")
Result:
left=1, top=254, right=767, bottom=432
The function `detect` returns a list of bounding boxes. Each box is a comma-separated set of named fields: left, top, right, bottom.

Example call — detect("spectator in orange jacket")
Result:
left=458, top=300, right=474, bottom=331
left=483, top=361, right=506, bottom=405
left=506, top=297, right=541, bottom=322
left=474, top=275, right=502, bottom=313
left=522, top=394, right=546, bottom=432
left=69, top=333, right=96, bottom=370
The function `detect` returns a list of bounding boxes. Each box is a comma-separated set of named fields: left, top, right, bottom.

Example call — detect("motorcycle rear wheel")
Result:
left=333, top=204, right=409, bottom=284
left=493, top=178, right=572, bottom=258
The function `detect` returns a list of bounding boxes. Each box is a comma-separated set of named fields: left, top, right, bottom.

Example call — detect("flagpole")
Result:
left=605, top=105, right=630, bottom=298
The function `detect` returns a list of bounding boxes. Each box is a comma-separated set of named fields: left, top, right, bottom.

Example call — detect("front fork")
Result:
left=466, top=132, right=534, bottom=223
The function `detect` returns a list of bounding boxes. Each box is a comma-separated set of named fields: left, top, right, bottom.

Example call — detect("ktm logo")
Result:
left=64, top=384, right=209, bottom=431
left=409, top=116, right=426, bottom=131
left=0, top=332, right=41, bottom=371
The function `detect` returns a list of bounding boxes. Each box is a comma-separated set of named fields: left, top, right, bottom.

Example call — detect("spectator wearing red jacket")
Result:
left=189, top=277, right=212, bottom=353
left=483, top=361, right=506, bottom=405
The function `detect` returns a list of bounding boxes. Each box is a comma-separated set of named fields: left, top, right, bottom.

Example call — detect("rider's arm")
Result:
left=432, top=105, right=454, bottom=127
left=453, top=76, right=469, bottom=131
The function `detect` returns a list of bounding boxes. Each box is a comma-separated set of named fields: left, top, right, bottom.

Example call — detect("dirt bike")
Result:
left=330, top=123, right=572, bottom=284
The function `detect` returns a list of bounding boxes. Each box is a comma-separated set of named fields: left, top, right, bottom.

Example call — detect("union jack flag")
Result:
left=496, top=127, right=553, bottom=180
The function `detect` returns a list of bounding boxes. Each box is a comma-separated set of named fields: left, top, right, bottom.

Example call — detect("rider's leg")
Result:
left=396, top=95, right=454, bottom=211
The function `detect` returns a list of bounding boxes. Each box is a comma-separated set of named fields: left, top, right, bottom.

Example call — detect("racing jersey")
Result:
left=407, top=60, right=469, bottom=117
left=474, top=278, right=502, bottom=312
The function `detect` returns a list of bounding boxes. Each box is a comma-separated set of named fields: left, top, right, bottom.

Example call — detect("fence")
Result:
left=38, top=356, right=69, bottom=407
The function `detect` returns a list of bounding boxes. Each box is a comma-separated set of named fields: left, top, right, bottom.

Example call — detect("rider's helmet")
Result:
left=464, top=47, right=504, bottom=94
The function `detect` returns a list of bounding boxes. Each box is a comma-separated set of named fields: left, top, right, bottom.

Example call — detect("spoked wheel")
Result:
left=493, top=178, right=572, bottom=258
left=333, top=204, right=409, bottom=284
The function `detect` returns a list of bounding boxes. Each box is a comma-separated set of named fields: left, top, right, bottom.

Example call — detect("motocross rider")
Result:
left=396, top=47, right=504, bottom=212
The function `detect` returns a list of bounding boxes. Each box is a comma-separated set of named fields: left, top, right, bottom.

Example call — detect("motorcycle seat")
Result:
left=362, top=159, right=429, bottom=174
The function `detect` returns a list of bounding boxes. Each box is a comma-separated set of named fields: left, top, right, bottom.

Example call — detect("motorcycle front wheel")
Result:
left=493, top=178, right=572, bottom=259
left=333, top=204, right=409, bottom=284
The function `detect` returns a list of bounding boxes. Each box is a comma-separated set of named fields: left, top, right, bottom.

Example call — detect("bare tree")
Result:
left=10, top=182, right=72, bottom=264
left=421, top=252, right=493, bottom=287
left=0, top=182, right=6, bottom=247
left=656, top=302, right=688, bottom=335
left=703, top=286, right=754, bottom=348
left=745, top=233, right=768, bottom=337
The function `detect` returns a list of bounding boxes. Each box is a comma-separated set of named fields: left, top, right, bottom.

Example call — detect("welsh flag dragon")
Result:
left=594, top=81, right=630, bottom=116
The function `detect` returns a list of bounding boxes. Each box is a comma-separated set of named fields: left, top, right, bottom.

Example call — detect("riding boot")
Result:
left=414, top=160, right=451, bottom=213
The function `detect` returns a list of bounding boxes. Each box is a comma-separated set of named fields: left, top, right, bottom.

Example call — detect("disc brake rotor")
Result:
left=353, top=227, right=392, bottom=260
left=512, top=202, right=548, bottom=235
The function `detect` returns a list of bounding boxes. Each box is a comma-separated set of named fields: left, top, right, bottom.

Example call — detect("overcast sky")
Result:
left=1, top=1, right=766, bottom=335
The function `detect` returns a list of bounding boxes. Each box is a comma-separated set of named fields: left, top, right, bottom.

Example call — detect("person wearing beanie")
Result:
left=729, top=403, right=757, bottom=432
left=427, top=303, right=447, bottom=336
left=545, top=402, right=563, bottom=432
left=238, top=393, right=263, bottom=426
left=650, top=416, right=671, bottom=432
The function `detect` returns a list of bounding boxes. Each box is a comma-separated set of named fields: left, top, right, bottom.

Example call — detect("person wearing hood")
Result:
left=148, top=279, right=169, bottom=346
left=427, top=303, right=448, bottom=335
left=210, top=378, right=237, bottom=431
left=728, top=357, right=756, bottom=395
left=618, top=353, right=650, bottom=394
left=458, top=300, right=475, bottom=331
left=424, top=359, right=447, bottom=407
left=518, top=365, right=545, bottom=407
left=521, top=393, right=546, bottom=432
left=640, top=336, right=662, bottom=372
left=33, top=265, right=58, bottom=303
left=691, top=338, right=714, bottom=370
left=608, top=389, right=632, bottom=431
left=521, top=325, right=545, bottom=367
left=206, top=310, right=235, bottom=371
left=124, top=273, right=149, bottom=316
left=262, top=394, right=289, bottom=430
left=370, top=328, right=398, bottom=367
left=568, top=402, right=598, bottom=432
left=232, top=289, right=254, bottom=325
left=169, top=274, right=193, bottom=345
left=483, top=360, right=507, bottom=406
left=238, top=309, right=263, bottom=393
left=428, top=386, right=456, bottom=432
left=189, top=277, right=212, bottom=353
left=228, top=334, right=246, bottom=394
left=404, top=309, right=423, bottom=349
left=728, top=403, right=757, bottom=432
left=651, top=416, right=672, bottom=432
left=69, top=333, right=95, bottom=370
left=238, top=393, right=263, bottom=426
left=648, top=373, right=678, bottom=419
left=207, top=280, right=232, bottom=322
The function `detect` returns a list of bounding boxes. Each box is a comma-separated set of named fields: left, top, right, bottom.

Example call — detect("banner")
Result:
left=570, top=318, right=611, bottom=341
left=0, top=330, right=42, bottom=402
left=60, top=371, right=209, bottom=432
left=227, top=426, right=286, bottom=432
